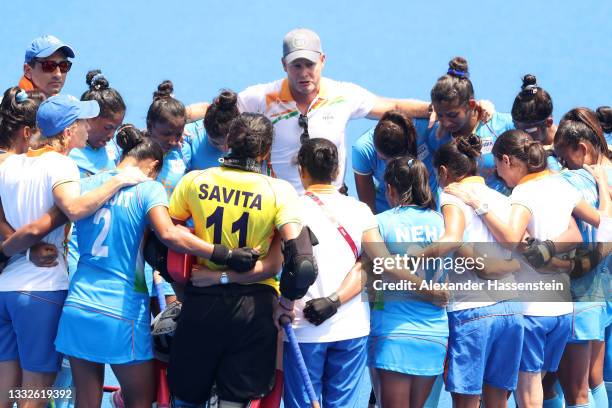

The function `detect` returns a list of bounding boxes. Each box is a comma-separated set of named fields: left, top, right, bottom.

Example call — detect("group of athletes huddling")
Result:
left=0, top=28, right=611, bottom=408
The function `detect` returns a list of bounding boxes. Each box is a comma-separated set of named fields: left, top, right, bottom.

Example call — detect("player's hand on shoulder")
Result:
left=114, top=166, right=151, bottom=187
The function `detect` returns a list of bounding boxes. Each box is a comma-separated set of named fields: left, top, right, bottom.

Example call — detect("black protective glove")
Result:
left=303, top=293, right=341, bottom=326
left=570, top=246, right=601, bottom=279
left=210, top=244, right=260, bottom=273
left=523, top=238, right=556, bottom=269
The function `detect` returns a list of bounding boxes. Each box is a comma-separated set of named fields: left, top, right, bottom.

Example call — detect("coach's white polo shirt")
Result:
left=238, top=78, right=376, bottom=193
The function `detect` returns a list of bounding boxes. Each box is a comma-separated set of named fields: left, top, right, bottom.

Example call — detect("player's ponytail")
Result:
left=227, top=113, right=274, bottom=160
left=298, top=138, right=339, bottom=183
left=385, top=156, right=435, bottom=210
left=493, top=129, right=547, bottom=173
left=117, top=124, right=163, bottom=174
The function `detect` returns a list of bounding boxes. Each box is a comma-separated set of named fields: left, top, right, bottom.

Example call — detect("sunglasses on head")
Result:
left=298, top=114, right=309, bottom=144
left=33, top=59, right=72, bottom=74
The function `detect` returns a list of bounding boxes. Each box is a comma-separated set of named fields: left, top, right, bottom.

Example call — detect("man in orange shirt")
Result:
left=19, top=35, right=75, bottom=97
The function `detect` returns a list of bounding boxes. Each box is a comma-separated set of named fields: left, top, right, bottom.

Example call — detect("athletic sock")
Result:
left=590, top=383, right=609, bottom=408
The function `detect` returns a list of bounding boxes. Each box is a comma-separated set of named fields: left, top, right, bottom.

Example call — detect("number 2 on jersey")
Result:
left=92, top=208, right=111, bottom=257
left=206, top=206, right=250, bottom=247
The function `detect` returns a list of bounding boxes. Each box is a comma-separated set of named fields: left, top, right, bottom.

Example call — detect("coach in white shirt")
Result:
left=238, top=28, right=432, bottom=194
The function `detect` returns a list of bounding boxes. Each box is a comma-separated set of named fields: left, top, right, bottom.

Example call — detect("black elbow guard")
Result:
left=280, top=226, right=319, bottom=300
left=143, top=231, right=172, bottom=282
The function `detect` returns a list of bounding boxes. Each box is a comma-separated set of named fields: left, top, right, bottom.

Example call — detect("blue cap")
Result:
left=37, top=95, right=100, bottom=137
left=25, top=35, right=75, bottom=63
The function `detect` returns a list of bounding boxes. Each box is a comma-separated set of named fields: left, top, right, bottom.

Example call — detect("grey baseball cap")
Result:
left=282, top=28, right=322, bottom=64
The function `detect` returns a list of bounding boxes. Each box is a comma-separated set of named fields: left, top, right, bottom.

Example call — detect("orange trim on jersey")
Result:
left=18, top=76, right=35, bottom=92
left=26, top=146, right=58, bottom=157
left=517, top=169, right=552, bottom=186
left=458, top=176, right=486, bottom=184
left=306, top=184, right=337, bottom=194
left=265, top=91, right=282, bottom=109
left=273, top=79, right=329, bottom=106
left=279, top=79, right=294, bottom=102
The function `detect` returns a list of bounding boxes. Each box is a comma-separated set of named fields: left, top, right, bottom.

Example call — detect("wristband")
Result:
left=210, top=244, right=230, bottom=265
left=328, top=292, right=341, bottom=306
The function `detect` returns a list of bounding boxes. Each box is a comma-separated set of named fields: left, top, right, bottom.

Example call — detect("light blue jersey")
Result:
left=352, top=125, right=435, bottom=214
left=66, top=171, right=168, bottom=321
left=546, top=152, right=563, bottom=172
left=158, top=142, right=193, bottom=196
left=351, top=128, right=390, bottom=214
left=412, top=119, right=443, bottom=199
left=184, top=119, right=225, bottom=170
left=68, top=139, right=122, bottom=178
left=560, top=168, right=608, bottom=304
left=67, top=140, right=123, bottom=275
left=420, top=112, right=514, bottom=195
left=560, top=169, right=598, bottom=244
left=371, top=206, right=448, bottom=337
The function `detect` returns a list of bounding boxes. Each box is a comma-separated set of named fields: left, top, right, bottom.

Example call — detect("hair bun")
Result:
left=521, top=74, right=537, bottom=89
left=447, top=56, right=469, bottom=78
left=520, top=74, right=538, bottom=97
left=216, top=90, right=238, bottom=111
left=116, top=124, right=143, bottom=152
left=523, top=139, right=541, bottom=154
left=153, top=80, right=174, bottom=101
left=456, top=134, right=482, bottom=158
left=86, top=69, right=109, bottom=91
left=596, top=106, right=612, bottom=133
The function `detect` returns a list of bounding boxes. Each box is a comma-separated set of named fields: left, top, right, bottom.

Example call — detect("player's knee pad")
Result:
left=280, top=226, right=318, bottom=301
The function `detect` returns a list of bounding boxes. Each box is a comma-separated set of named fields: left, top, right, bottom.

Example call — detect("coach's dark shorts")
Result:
left=168, top=283, right=278, bottom=403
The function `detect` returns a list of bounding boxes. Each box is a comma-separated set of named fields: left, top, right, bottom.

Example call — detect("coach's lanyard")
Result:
left=305, top=191, right=359, bottom=260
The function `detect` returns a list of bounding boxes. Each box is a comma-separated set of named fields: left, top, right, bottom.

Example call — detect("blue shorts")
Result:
left=520, top=314, right=571, bottom=373
left=446, top=302, right=524, bottom=394
left=605, top=301, right=612, bottom=330
left=568, top=302, right=606, bottom=343
left=368, top=334, right=447, bottom=376
left=283, top=337, right=367, bottom=408
left=145, top=263, right=175, bottom=298
left=605, top=324, right=612, bottom=381
left=0, top=291, right=67, bottom=372
left=55, top=303, right=153, bottom=364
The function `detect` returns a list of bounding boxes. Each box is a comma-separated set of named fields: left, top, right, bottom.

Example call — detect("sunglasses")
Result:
left=298, top=114, right=309, bottom=144
left=33, top=59, right=72, bottom=74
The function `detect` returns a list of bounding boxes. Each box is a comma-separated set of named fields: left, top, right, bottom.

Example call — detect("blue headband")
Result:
left=407, top=158, right=414, bottom=168
left=447, top=68, right=469, bottom=79
left=15, top=90, right=28, bottom=103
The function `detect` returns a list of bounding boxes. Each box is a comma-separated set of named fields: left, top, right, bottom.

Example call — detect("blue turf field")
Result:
left=1, top=1, right=610, bottom=406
